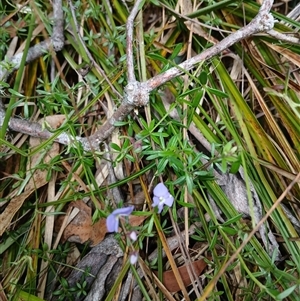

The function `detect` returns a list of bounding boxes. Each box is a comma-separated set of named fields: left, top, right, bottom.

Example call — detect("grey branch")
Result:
left=145, top=0, right=275, bottom=90
left=126, top=0, right=144, bottom=82
left=52, top=0, right=65, bottom=51
left=0, top=40, right=52, bottom=82
left=267, top=29, right=300, bottom=44
left=0, top=0, right=276, bottom=151
left=0, top=0, right=64, bottom=82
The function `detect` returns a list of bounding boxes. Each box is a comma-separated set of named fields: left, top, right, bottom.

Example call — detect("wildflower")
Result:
left=129, top=231, right=138, bottom=242
left=152, top=183, right=174, bottom=213
left=130, top=251, right=139, bottom=265
left=106, top=206, right=134, bottom=233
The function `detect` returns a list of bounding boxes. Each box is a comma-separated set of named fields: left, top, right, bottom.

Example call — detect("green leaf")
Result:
left=172, top=176, right=185, bottom=185
left=199, top=71, right=208, bottom=85
left=209, top=230, right=218, bottom=251
left=147, top=215, right=154, bottom=234
left=125, top=154, right=135, bottom=162
left=157, top=158, right=169, bottom=173
left=222, top=214, right=243, bottom=226
left=179, top=87, right=202, bottom=98
left=185, top=174, right=194, bottom=194
left=206, top=86, right=228, bottom=98
left=169, top=43, right=183, bottom=60
left=191, top=89, right=204, bottom=108
left=151, top=132, right=169, bottom=137
left=110, top=142, right=121, bottom=151
left=114, top=121, right=129, bottom=126
left=221, top=226, right=238, bottom=235
left=60, top=277, right=68, bottom=287
left=229, top=159, right=241, bottom=174
left=8, top=88, right=25, bottom=97
left=146, top=53, right=168, bottom=63
left=169, top=156, right=184, bottom=169
left=177, top=200, right=195, bottom=208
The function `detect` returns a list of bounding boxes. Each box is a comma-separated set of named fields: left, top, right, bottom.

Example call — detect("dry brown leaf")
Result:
left=177, top=0, right=193, bottom=15
left=90, top=218, right=108, bottom=246
left=128, top=215, right=147, bottom=227
left=58, top=201, right=94, bottom=244
left=156, top=259, right=207, bottom=293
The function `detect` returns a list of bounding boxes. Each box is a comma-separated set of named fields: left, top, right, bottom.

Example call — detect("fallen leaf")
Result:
left=155, top=259, right=207, bottom=293
left=57, top=201, right=93, bottom=244
left=128, top=215, right=147, bottom=227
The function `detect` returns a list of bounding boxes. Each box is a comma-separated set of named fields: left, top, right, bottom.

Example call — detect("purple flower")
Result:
left=152, top=183, right=174, bottom=213
left=129, top=231, right=138, bottom=242
left=130, top=251, right=139, bottom=264
left=106, top=206, right=134, bottom=232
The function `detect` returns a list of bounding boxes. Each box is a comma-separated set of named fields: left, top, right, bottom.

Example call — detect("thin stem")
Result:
left=126, top=0, right=145, bottom=82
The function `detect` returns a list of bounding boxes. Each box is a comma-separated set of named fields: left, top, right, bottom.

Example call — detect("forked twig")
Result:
left=0, top=0, right=276, bottom=151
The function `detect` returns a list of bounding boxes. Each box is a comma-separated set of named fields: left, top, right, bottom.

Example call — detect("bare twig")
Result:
left=266, top=29, right=300, bottom=44
left=75, top=0, right=275, bottom=150
left=0, top=0, right=64, bottom=82
left=0, top=39, right=51, bottom=82
left=6, top=116, right=84, bottom=146
left=52, top=0, right=65, bottom=51
left=145, top=0, right=275, bottom=90
left=0, top=0, right=276, bottom=151
left=126, top=0, right=144, bottom=82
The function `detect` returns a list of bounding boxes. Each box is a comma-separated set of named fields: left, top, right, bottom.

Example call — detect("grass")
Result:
left=0, top=0, right=300, bottom=300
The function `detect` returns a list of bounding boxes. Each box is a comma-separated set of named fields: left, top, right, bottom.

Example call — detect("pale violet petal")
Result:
left=157, top=203, right=164, bottom=213
left=164, top=195, right=174, bottom=207
left=112, top=206, right=134, bottom=217
left=152, top=196, right=160, bottom=206
left=153, top=183, right=168, bottom=197
left=130, top=252, right=139, bottom=264
left=129, top=231, right=138, bottom=242
left=106, top=214, right=118, bottom=232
